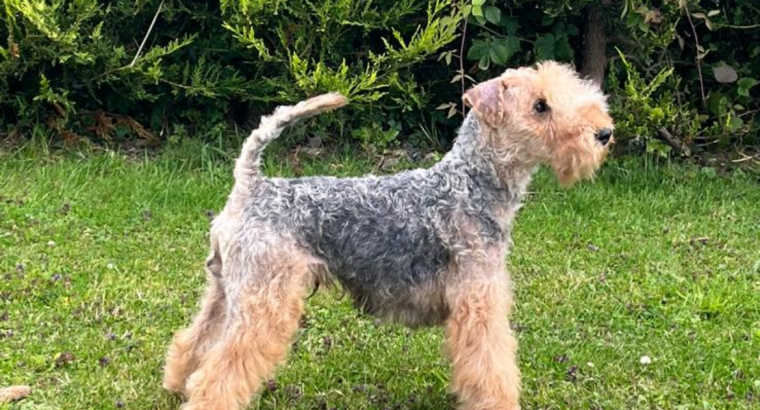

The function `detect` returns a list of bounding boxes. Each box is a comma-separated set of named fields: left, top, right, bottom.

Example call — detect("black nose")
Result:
left=596, top=128, right=613, bottom=145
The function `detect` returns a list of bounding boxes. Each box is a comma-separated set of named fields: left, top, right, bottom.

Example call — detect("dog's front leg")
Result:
left=445, top=257, right=520, bottom=410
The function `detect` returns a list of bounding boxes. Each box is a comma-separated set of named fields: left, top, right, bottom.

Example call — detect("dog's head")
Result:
left=463, top=61, right=613, bottom=186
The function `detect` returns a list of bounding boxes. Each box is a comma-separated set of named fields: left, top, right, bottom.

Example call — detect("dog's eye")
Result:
left=534, top=100, right=548, bottom=114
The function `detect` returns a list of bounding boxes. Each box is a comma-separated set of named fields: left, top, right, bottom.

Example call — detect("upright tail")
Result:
left=233, top=92, right=348, bottom=191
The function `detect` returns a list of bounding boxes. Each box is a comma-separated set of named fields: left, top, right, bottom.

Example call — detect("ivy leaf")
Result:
left=713, top=64, right=738, bottom=83
left=552, top=22, right=567, bottom=37
left=706, top=92, right=727, bottom=116
left=736, top=77, right=756, bottom=96
left=500, top=35, right=520, bottom=62
left=728, top=117, right=743, bottom=133
left=565, top=23, right=579, bottom=36
left=737, top=77, right=757, bottom=90
left=485, top=6, right=501, bottom=25
left=472, top=5, right=483, bottom=17
left=534, top=34, right=555, bottom=61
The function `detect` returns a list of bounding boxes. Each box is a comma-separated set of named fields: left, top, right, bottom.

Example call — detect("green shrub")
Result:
left=1, top=0, right=461, bottom=149
left=1, top=1, right=242, bottom=143
left=219, top=0, right=461, bottom=148
left=452, top=0, right=759, bottom=153
left=1, top=0, right=758, bottom=153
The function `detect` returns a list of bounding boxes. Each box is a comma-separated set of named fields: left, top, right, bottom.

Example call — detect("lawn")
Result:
left=1, top=145, right=758, bottom=410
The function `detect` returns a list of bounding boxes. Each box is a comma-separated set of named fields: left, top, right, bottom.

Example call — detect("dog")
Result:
left=163, top=61, right=614, bottom=410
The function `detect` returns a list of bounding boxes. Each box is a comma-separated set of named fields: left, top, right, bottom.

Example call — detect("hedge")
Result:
left=1, top=0, right=758, bottom=155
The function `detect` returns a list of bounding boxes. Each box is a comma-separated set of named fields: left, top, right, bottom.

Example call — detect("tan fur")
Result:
left=0, top=386, right=31, bottom=403
left=445, top=247, right=520, bottom=410
left=179, top=245, right=311, bottom=410
left=464, top=61, right=613, bottom=187
left=163, top=280, right=226, bottom=395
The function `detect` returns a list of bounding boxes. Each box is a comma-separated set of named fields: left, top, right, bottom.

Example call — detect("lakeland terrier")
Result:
left=163, top=61, right=614, bottom=410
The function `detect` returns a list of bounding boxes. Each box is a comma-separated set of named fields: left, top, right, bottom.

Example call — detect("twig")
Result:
left=682, top=3, right=706, bottom=104
left=738, top=109, right=759, bottom=118
left=722, top=23, right=760, bottom=29
left=459, top=4, right=468, bottom=118
left=731, top=153, right=757, bottom=163
left=658, top=127, right=691, bottom=156
left=129, top=0, right=165, bottom=68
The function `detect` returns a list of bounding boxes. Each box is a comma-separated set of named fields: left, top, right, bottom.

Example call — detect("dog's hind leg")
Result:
left=163, top=274, right=226, bottom=395
left=181, top=245, right=311, bottom=410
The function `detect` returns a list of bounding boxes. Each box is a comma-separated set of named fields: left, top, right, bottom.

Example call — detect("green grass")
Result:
left=1, top=145, right=759, bottom=410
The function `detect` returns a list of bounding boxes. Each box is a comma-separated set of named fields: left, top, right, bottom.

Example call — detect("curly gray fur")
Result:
left=224, top=110, right=534, bottom=327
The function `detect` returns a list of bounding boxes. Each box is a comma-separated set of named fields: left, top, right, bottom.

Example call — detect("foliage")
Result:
left=1, top=0, right=460, bottom=148
left=607, top=52, right=699, bottom=157
left=1, top=0, right=241, bottom=143
left=610, top=0, right=760, bottom=151
left=439, top=0, right=759, bottom=153
left=1, top=0, right=758, bottom=153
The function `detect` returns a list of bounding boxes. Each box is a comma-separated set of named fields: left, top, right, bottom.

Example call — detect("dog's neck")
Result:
left=440, top=114, right=538, bottom=230
left=443, top=114, right=537, bottom=196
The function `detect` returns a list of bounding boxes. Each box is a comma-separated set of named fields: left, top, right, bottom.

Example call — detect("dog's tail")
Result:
left=233, top=92, right=348, bottom=190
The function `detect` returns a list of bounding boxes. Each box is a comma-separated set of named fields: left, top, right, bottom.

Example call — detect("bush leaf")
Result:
left=713, top=64, right=738, bottom=83
left=490, top=42, right=508, bottom=66
left=535, top=34, right=555, bottom=61
left=501, top=17, right=518, bottom=34
left=737, top=77, right=757, bottom=90
left=467, top=40, right=490, bottom=60
left=728, top=117, right=743, bottom=133
left=485, top=6, right=501, bottom=25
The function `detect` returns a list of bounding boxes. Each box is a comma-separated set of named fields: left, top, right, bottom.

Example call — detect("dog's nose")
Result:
left=596, top=128, right=613, bottom=145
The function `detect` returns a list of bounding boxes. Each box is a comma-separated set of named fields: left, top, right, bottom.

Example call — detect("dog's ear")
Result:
left=463, top=77, right=507, bottom=128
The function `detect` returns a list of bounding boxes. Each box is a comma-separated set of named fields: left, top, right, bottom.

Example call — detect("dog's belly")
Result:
left=339, top=273, right=450, bottom=327
left=307, top=218, right=452, bottom=327
left=298, top=194, right=452, bottom=326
